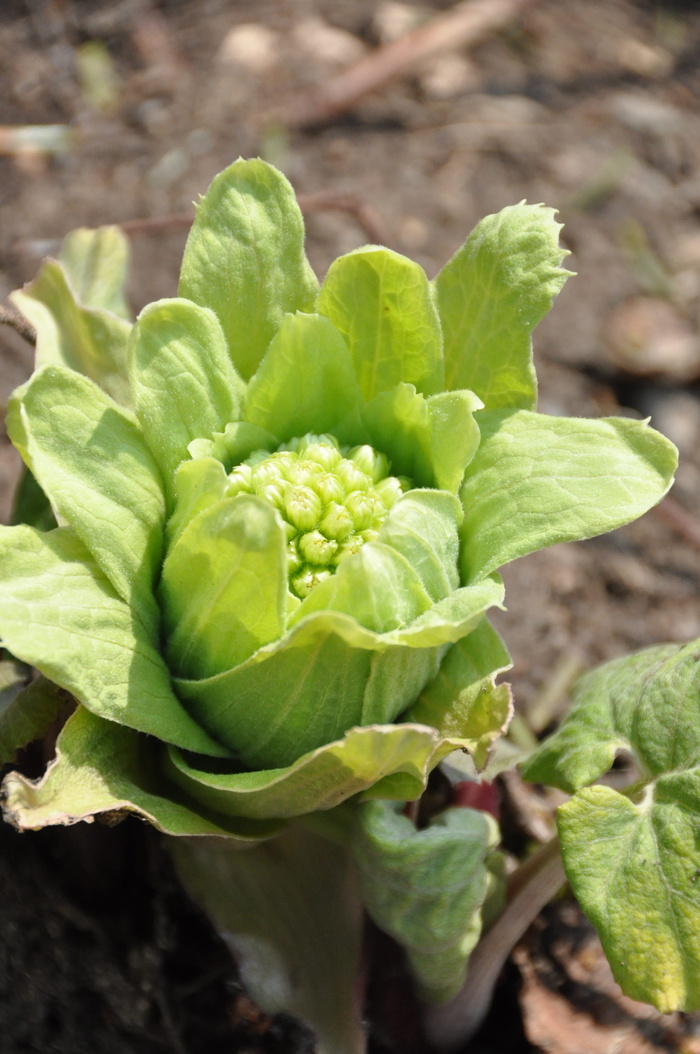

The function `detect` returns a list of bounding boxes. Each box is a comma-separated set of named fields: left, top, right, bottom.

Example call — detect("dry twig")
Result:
left=105, top=191, right=385, bottom=246
left=272, top=0, right=541, bottom=129
left=0, top=304, right=36, bottom=348
left=297, top=190, right=387, bottom=244
left=118, top=213, right=193, bottom=237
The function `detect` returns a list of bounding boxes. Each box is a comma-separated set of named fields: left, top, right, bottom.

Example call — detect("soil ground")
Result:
left=1, top=1, right=700, bottom=1051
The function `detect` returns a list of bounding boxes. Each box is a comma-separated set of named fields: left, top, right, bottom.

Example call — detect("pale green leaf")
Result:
left=59, top=225, right=131, bottom=319
left=7, top=365, right=165, bottom=621
left=408, top=619, right=512, bottom=768
left=460, top=410, right=678, bottom=583
left=11, top=259, right=132, bottom=407
left=427, top=390, right=483, bottom=491
left=129, top=298, right=245, bottom=494
left=434, top=202, right=572, bottom=409
left=0, top=525, right=229, bottom=756
left=172, top=827, right=365, bottom=1054
left=179, top=158, right=319, bottom=381
left=360, top=646, right=443, bottom=726
left=174, top=579, right=503, bottom=770
left=294, top=541, right=433, bottom=634
left=245, top=312, right=363, bottom=440
left=393, top=578, right=504, bottom=648
left=165, top=722, right=467, bottom=820
left=338, top=382, right=482, bottom=492
left=166, top=457, right=229, bottom=550
left=160, top=495, right=288, bottom=680
left=377, top=490, right=461, bottom=601
left=524, top=641, right=700, bottom=1012
left=2, top=706, right=272, bottom=839
left=352, top=800, right=501, bottom=1003
left=176, top=630, right=374, bottom=769
left=317, top=246, right=443, bottom=401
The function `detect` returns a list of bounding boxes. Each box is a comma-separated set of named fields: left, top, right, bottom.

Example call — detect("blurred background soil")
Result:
left=1, top=1, right=700, bottom=1051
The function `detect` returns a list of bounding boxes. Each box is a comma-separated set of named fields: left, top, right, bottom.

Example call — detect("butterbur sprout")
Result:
left=0, top=158, right=678, bottom=1051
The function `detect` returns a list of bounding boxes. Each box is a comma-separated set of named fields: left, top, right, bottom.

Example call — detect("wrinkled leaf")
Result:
left=352, top=800, right=501, bottom=1003
left=317, top=246, right=444, bottom=401
left=408, top=619, right=512, bottom=769
left=524, top=641, right=700, bottom=1012
left=3, top=706, right=270, bottom=838
left=523, top=642, right=700, bottom=792
left=11, top=259, right=132, bottom=407
left=434, top=203, right=572, bottom=409
left=179, top=158, right=319, bottom=381
left=165, top=722, right=471, bottom=820
left=460, top=410, right=678, bottom=583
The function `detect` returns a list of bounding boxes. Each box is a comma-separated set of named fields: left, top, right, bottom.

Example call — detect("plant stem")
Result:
left=423, top=835, right=565, bottom=1051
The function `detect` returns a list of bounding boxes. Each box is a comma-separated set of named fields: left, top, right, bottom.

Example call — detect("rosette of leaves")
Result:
left=0, top=159, right=677, bottom=843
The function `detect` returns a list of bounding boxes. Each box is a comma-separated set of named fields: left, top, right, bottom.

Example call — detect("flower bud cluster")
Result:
left=227, top=434, right=408, bottom=598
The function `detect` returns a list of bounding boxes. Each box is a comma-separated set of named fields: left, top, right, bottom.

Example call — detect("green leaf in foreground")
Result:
left=523, top=640, right=700, bottom=1012
left=352, top=800, right=501, bottom=1003
left=4, top=707, right=483, bottom=837
left=179, top=157, right=319, bottom=382
left=460, top=410, right=678, bottom=583
left=0, top=525, right=229, bottom=757
left=434, top=202, right=572, bottom=410
left=7, top=365, right=165, bottom=621
left=164, top=722, right=469, bottom=822
left=160, top=495, right=287, bottom=679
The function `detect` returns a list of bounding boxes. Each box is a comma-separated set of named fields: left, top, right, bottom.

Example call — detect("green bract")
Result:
left=0, top=159, right=678, bottom=840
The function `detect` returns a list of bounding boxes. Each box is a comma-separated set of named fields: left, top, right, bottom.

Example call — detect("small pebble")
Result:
left=217, top=24, right=279, bottom=73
